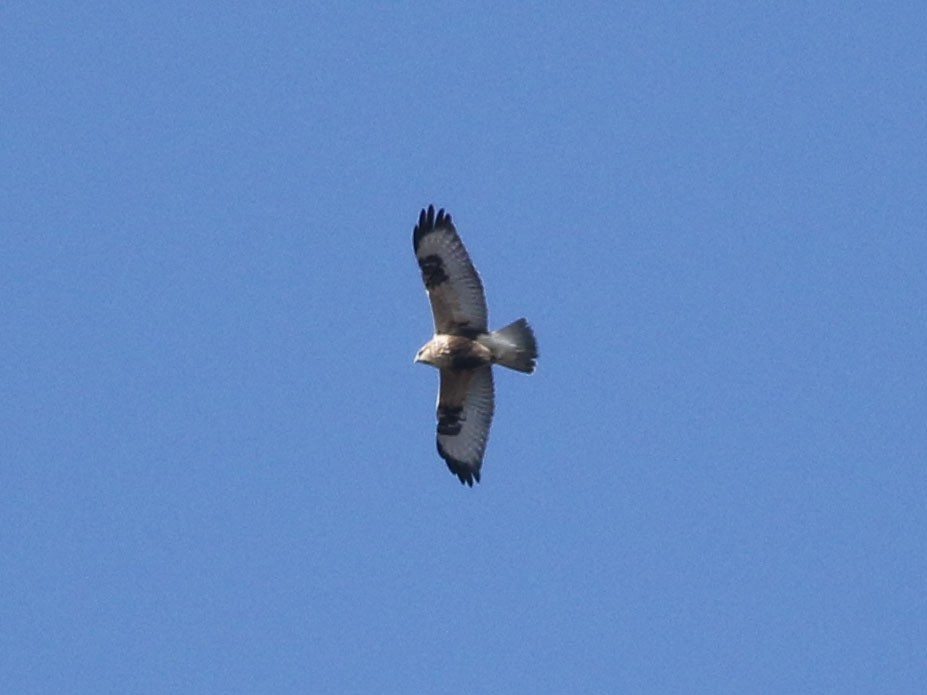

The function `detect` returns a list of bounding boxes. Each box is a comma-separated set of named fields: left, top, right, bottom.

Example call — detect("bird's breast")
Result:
left=430, top=335, right=492, bottom=370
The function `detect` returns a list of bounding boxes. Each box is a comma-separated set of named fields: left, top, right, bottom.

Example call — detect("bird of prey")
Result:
left=413, top=205, right=538, bottom=486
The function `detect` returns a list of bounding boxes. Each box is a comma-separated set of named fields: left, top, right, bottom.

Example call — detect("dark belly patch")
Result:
left=452, top=353, right=489, bottom=370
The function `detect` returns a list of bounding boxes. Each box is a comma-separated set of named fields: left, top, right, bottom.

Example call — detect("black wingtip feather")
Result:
left=437, top=441, right=480, bottom=487
left=412, top=204, right=454, bottom=253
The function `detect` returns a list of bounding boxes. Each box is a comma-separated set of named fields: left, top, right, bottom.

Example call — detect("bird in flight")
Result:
left=413, top=205, right=538, bottom=486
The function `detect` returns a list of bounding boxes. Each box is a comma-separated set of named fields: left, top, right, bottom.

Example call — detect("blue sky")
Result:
left=2, top=2, right=925, bottom=693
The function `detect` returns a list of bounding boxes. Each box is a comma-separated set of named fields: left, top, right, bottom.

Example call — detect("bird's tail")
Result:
left=481, top=318, right=538, bottom=374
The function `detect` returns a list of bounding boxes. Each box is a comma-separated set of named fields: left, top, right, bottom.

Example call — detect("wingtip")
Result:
left=437, top=441, right=481, bottom=487
left=413, top=204, right=453, bottom=253
left=456, top=468, right=481, bottom=487
left=455, top=470, right=479, bottom=487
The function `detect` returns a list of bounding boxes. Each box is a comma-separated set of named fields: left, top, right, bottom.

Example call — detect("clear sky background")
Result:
left=2, top=3, right=925, bottom=693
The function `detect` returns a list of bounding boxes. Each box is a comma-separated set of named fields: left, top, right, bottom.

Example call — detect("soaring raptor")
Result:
left=413, top=205, right=538, bottom=486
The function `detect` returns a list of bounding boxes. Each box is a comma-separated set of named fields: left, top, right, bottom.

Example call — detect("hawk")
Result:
left=413, top=205, right=538, bottom=486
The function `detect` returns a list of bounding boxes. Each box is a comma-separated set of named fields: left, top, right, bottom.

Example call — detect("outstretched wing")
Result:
left=436, top=365, right=494, bottom=486
left=413, top=205, right=488, bottom=335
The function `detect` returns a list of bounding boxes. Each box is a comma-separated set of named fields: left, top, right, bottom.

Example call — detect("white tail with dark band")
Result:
left=479, top=318, right=538, bottom=374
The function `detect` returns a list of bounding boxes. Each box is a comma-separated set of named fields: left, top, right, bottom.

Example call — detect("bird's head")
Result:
left=414, top=342, right=434, bottom=366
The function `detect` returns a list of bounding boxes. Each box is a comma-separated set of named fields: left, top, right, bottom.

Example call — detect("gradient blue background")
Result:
left=3, top=3, right=925, bottom=692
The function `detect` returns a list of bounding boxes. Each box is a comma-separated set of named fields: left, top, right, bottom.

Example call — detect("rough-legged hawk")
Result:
left=413, top=205, right=538, bottom=486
